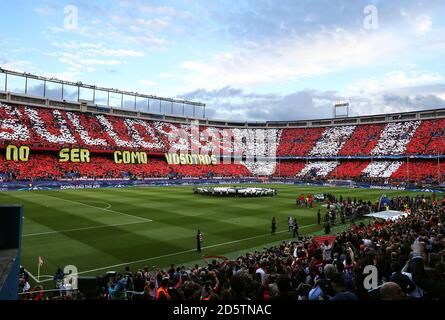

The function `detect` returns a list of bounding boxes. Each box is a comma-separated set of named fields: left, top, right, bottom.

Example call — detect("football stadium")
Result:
left=1, top=0, right=445, bottom=309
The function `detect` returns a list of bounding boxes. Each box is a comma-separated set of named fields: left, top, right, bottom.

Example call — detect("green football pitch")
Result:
left=0, top=184, right=431, bottom=284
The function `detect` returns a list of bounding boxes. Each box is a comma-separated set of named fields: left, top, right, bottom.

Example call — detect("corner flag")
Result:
left=37, top=256, right=45, bottom=281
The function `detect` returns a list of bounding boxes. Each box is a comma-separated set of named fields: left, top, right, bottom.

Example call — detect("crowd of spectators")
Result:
left=337, top=124, right=383, bottom=156
left=406, top=119, right=445, bottom=155
left=297, top=161, right=340, bottom=178
left=371, top=121, right=420, bottom=156
left=327, top=161, right=370, bottom=179
left=392, top=160, right=445, bottom=182
left=2, top=103, right=445, bottom=159
left=1, top=151, right=444, bottom=182
left=0, top=153, right=251, bottom=180
left=277, top=128, right=324, bottom=157
left=1, top=103, right=445, bottom=182
left=361, top=161, right=404, bottom=179
left=273, top=161, right=307, bottom=177
left=309, top=126, right=356, bottom=157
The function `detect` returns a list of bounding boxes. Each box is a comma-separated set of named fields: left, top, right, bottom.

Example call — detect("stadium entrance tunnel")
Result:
left=193, top=187, right=277, bottom=197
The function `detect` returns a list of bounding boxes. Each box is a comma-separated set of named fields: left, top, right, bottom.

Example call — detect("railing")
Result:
left=0, top=68, right=206, bottom=118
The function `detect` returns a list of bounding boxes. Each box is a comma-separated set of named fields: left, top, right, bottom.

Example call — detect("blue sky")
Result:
left=1, top=0, right=445, bottom=121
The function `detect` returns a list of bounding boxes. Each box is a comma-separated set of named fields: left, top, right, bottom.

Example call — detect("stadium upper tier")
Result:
left=1, top=102, right=445, bottom=158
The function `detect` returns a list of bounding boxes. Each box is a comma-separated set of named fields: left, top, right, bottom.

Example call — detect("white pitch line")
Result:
left=48, top=223, right=322, bottom=278
left=43, top=194, right=152, bottom=223
left=23, top=221, right=151, bottom=237
left=77, top=201, right=112, bottom=209
left=24, top=268, right=40, bottom=283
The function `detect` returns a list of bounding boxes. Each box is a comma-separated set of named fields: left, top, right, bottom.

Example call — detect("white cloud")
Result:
left=33, top=7, right=56, bottom=16
left=53, top=41, right=144, bottom=57
left=148, top=6, right=176, bottom=15
left=177, top=29, right=406, bottom=90
left=342, top=71, right=445, bottom=117
left=139, top=79, right=157, bottom=87
left=58, top=57, right=82, bottom=69
left=119, top=2, right=177, bottom=15
left=179, top=83, right=445, bottom=121
left=0, top=57, right=33, bottom=72
left=345, top=71, right=443, bottom=96
left=179, top=67, right=445, bottom=121
left=53, top=41, right=102, bottom=50
left=160, top=73, right=173, bottom=79
left=94, top=48, right=144, bottom=58
left=48, top=21, right=167, bottom=49
left=304, top=14, right=316, bottom=23
left=179, top=87, right=343, bottom=121
left=80, top=59, right=124, bottom=66
left=48, top=41, right=143, bottom=75
left=414, top=15, right=432, bottom=36
left=126, top=34, right=167, bottom=47
left=135, top=18, right=170, bottom=31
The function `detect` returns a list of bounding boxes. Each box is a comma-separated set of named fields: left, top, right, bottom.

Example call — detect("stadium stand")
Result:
left=308, top=126, right=356, bottom=157
left=327, top=161, right=370, bottom=179
left=361, top=161, right=404, bottom=179
left=298, top=161, right=340, bottom=178
left=405, top=119, right=445, bottom=155
left=392, top=160, right=445, bottom=181
left=0, top=153, right=252, bottom=180
left=273, top=161, right=307, bottom=177
left=371, top=121, right=420, bottom=156
left=337, top=124, right=384, bottom=156
left=1, top=103, right=445, bottom=182
left=277, top=128, right=325, bottom=157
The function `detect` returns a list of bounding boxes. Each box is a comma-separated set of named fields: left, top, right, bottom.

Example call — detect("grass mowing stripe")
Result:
left=42, top=193, right=153, bottom=223
left=35, top=223, right=318, bottom=280
left=23, top=221, right=152, bottom=237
